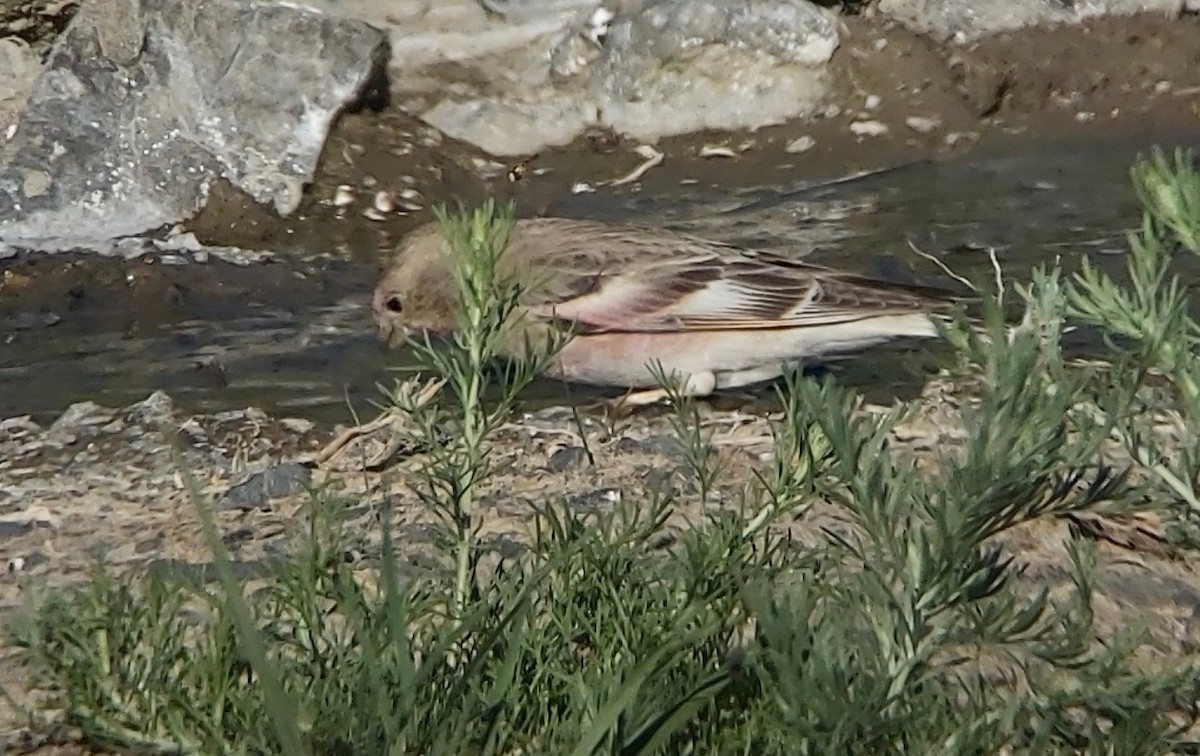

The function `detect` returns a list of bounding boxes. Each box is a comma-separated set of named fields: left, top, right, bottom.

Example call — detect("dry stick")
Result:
left=987, top=246, right=1004, bottom=308
left=310, top=377, right=446, bottom=469
left=606, top=145, right=665, bottom=186
left=907, top=240, right=978, bottom=292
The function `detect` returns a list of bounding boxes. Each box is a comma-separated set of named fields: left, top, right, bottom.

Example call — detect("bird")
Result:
left=372, top=217, right=961, bottom=405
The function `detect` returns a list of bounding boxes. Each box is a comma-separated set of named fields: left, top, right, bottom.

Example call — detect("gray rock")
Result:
left=0, top=38, right=41, bottom=134
left=591, top=0, right=838, bottom=145
left=0, top=0, right=387, bottom=252
left=126, top=390, right=176, bottom=426
left=409, top=0, right=837, bottom=155
left=49, top=401, right=114, bottom=434
left=879, top=0, right=1184, bottom=42
left=547, top=445, right=589, bottom=472
left=220, top=462, right=312, bottom=510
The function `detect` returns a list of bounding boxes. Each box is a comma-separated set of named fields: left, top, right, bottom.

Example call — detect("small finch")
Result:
left=372, top=218, right=959, bottom=400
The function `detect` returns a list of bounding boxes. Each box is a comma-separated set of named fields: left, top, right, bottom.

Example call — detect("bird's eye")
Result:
left=385, top=296, right=403, bottom=313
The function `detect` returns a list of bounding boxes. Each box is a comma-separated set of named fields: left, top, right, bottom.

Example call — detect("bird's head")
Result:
left=372, top=223, right=461, bottom=348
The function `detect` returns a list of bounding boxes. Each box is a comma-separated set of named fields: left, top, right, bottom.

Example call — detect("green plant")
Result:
left=11, top=153, right=1200, bottom=754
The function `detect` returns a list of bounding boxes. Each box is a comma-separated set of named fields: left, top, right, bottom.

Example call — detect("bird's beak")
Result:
left=377, top=320, right=408, bottom=350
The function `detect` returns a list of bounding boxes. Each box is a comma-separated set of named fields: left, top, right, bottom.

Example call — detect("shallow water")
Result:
left=3, top=131, right=1198, bottom=424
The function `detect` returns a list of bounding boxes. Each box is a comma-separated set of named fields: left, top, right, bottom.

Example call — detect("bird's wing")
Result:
left=526, top=250, right=955, bottom=334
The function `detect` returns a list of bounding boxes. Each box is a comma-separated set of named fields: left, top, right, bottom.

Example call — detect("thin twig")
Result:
left=907, top=240, right=976, bottom=292
left=606, top=145, right=665, bottom=186
left=988, top=246, right=1004, bottom=307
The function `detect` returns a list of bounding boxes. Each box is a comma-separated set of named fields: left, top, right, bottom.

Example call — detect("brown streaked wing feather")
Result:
left=528, top=249, right=956, bottom=334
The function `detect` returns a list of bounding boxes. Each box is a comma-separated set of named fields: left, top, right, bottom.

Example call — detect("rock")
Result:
left=4, top=310, right=62, bottom=330
left=850, top=120, right=889, bottom=137
left=0, top=37, right=41, bottom=136
left=49, top=401, right=113, bottom=435
left=904, top=115, right=940, bottom=134
left=280, top=418, right=316, bottom=436
left=377, top=0, right=838, bottom=156
left=0, top=0, right=387, bottom=252
left=220, top=462, right=312, bottom=510
left=879, top=0, right=1185, bottom=42
left=590, top=0, right=838, bottom=147
left=785, top=135, right=816, bottom=153
left=547, top=445, right=589, bottom=472
left=0, top=416, right=41, bottom=442
left=126, top=391, right=176, bottom=426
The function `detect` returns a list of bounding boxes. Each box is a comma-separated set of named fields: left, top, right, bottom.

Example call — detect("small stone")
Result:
left=1075, top=111, right=1096, bottom=123
left=127, top=391, right=176, bottom=425
left=0, top=416, right=40, bottom=440
left=373, top=190, right=395, bottom=213
left=547, top=445, right=588, bottom=472
left=785, top=135, right=815, bottom=153
left=332, top=184, right=356, bottom=207
left=864, top=94, right=881, bottom=110
left=1154, top=80, right=1172, bottom=94
left=280, top=418, right=315, bottom=435
left=904, top=116, right=940, bottom=134
left=220, top=463, right=312, bottom=510
left=50, top=401, right=112, bottom=433
left=22, top=170, right=51, bottom=198
left=163, top=231, right=202, bottom=251
left=850, top=120, right=889, bottom=137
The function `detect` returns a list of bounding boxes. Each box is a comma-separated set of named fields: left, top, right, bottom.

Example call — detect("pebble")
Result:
left=865, top=94, right=882, bottom=110
left=904, top=116, right=940, bottom=134
left=698, top=145, right=738, bottom=158
left=373, top=190, right=395, bottom=213
left=126, top=391, right=176, bottom=426
left=785, top=135, right=815, bottom=154
left=332, top=184, right=356, bottom=208
left=850, top=120, right=889, bottom=137
left=547, top=445, right=588, bottom=472
left=50, top=401, right=112, bottom=433
left=280, top=418, right=315, bottom=435
left=220, top=463, right=312, bottom=510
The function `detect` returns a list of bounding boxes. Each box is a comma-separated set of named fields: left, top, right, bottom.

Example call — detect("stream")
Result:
left=2, top=129, right=1198, bottom=424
